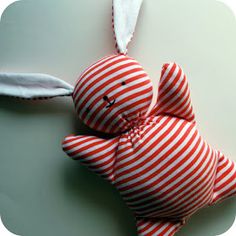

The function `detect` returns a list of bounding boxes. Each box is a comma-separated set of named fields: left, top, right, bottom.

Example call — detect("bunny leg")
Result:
left=136, top=218, right=184, bottom=236
left=211, top=152, right=236, bottom=205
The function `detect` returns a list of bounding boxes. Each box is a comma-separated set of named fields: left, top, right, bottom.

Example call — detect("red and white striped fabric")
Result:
left=62, top=56, right=236, bottom=236
left=72, top=54, right=153, bottom=134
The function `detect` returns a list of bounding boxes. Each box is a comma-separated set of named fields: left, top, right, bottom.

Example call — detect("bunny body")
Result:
left=62, top=55, right=236, bottom=236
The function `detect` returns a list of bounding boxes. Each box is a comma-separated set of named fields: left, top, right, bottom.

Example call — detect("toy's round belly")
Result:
left=114, top=117, right=218, bottom=219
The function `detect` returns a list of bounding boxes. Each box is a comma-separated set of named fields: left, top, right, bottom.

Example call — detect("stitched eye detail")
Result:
left=103, top=95, right=108, bottom=101
left=86, top=107, right=90, bottom=113
left=121, top=81, right=126, bottom=86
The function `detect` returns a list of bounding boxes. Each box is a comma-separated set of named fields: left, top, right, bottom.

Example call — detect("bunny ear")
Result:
left=0, top=73, right=74, bottom=99
left=112, top=0, right=143, bottom=54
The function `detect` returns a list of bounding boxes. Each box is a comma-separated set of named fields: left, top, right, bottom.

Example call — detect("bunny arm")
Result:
left=62, top=135, right=119, bottom=184
left=150, top=63, right=195, bottom=123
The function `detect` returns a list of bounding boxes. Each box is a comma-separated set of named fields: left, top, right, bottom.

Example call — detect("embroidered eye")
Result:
left=121, top=81, right=126, bottom=86
left=86, top=107, right=90, bottom=113
left=103, top=95, right=108, bottom=101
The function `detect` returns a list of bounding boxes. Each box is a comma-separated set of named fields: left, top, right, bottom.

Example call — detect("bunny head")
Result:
left=72, top=54, right=153, bottom=134
left=0, top=0, right=146, bottom=135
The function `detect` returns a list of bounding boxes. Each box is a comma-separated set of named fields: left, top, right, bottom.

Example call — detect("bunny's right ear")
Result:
left=112, top=0, right=143, bottom=54
left=0, top=73, right=74, bottom=99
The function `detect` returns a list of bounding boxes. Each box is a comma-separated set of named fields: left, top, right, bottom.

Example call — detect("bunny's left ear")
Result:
left=0, top=73, right=74, bottom=99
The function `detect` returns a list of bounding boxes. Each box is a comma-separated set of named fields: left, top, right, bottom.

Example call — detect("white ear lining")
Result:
left=0, top=73, right=74, bottom=99
left=0, top=1, right=143, bottom=99
left=113, top=0, right=143, bottom=54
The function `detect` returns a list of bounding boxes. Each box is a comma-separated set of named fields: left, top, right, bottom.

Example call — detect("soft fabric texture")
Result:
left=72, top=54, right=153, bottom=133
left=63, top=56, right=236, bottom=236
left=0, top=73, right=73, bottom=99
left=112, top=0, right=143, bottom=54
left=0, top=1, right=235, bottom=235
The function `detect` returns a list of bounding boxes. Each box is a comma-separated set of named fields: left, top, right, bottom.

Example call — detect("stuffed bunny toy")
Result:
left=1, top=1, right=236, bottom=236
left=62, top=54, right=236, bottom=235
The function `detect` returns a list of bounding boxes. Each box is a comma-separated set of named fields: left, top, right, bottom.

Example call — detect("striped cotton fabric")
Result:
left=63, top=56, right=236, bottom=236
left=72, top=54, right=153, bottom=134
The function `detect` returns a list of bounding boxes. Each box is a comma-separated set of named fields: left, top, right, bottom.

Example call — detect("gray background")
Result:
left=0, top=0, right=236, bottom=235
